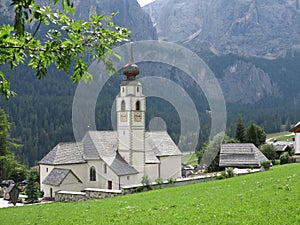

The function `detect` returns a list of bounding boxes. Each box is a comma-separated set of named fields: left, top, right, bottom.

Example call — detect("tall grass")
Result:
left=1, top=163, right=300, bottom=224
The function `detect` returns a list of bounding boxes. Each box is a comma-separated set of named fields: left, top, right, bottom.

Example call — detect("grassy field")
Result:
left=181, top=151, right=198, bottom=165
left=266, top=131, right=294, bottom=142
left=1, top=163, right=300, bottom=224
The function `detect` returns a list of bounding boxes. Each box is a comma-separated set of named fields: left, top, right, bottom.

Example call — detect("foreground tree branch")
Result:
left=0, top=0, right=130, bottom=99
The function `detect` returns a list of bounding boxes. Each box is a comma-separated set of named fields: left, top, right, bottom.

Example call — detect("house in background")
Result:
left=272, top=143, right=293, bottom=158
left=219, top=143, right=268, bottom=168
left=289, top=122, right=300, bottom=155
left=38, top=44, right=182, bottom=199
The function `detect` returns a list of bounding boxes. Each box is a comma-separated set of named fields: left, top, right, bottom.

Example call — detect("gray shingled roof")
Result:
left=219, top=143, right=268, bottom=168
left=42, top=168, right=82, bottom=186
left=145, top=131, right=182, bottom=157
left=38, top=142, right=85, bottom=165
left=39, top=130, right=181, bottom=173
left=273, top=144, right=292, bottom=153
left=110, top=152, right=138, bottom=176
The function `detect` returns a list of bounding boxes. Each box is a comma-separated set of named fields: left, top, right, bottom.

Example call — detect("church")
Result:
left=39, top=44, right=182, bottom=198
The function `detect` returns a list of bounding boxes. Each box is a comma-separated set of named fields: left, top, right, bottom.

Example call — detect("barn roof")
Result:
left=219, top=143, right=268, bottom=168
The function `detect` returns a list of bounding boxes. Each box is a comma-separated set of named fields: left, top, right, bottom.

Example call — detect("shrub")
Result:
left=261, top=161, right=271, bottom=170
left=141, top=175, right=152, bottom=191
left=168, top=178, right=176, bottom=184
left=217, top=171, right=228, bottom=180
left=280, top=152, right=290, bottom=165
left=217, top=168, right=235, bottom=180
left=226, top=168, right=234, bottom=178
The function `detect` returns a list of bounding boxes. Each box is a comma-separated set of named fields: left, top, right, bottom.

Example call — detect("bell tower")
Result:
left=116, top=43, right=145, bottom=175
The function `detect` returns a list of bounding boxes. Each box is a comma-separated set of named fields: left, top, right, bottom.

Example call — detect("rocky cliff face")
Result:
left=144, top=0, right=300, bottom=57
left=142, top=0, right=300, bottom=105
left=73, top=0, right=157, bottom=41
left=220, top=60, right=279, bottom=103
left=0, top=0, right=157, bottom=41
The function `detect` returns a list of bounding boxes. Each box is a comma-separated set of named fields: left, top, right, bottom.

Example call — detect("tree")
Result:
left=198, top=132, right=225, bottom=172
left=24, top=169, right=40, bottom=203
left=260, top=144, right=277, bottom=163
left=0, top=0, right=129, bottom=99
left=245, top=123, right=266, bottom=147
left=234, top=115, right=246, bottom=143
left=0, top=107, right=26, bottom=181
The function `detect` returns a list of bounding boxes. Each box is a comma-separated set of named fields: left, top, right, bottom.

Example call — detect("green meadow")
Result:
left=1, top=163, right=300, bottom=225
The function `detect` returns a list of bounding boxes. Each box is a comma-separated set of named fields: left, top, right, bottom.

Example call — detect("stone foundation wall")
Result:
left=54, top=174, right=217, bottom=202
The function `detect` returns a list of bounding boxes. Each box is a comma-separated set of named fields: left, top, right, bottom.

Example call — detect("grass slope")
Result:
left=1, top=164, right=300, bottom=224
left=266, top=131, right=294, bottom=142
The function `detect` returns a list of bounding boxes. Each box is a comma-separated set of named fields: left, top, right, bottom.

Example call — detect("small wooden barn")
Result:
left=219, top=143, right=268, bottom=168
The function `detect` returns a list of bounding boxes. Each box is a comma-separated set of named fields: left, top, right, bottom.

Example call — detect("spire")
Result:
left=122, top=42, right=140, bottom=80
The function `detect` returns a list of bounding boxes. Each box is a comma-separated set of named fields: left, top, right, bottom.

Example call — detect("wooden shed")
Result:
left=219, top=143, right=268, bottom=168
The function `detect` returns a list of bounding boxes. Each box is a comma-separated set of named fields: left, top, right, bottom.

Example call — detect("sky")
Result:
left=137, top=0, right=156, bottom=7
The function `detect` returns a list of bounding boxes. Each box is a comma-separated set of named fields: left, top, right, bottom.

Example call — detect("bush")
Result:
left=167, top=178, right=176, bottom=184
left=261, top=161, right=271, bottom=170
left=141, top=175, right=152, bottom=191
left=280, top=152, right=290, bottom=165
left=217, top=168, right=235, bottom=180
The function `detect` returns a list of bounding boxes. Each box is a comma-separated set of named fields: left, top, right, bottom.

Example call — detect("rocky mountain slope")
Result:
left=144, top=0, right=300, bottom=57
left=143, top=0, right=300, bottom=104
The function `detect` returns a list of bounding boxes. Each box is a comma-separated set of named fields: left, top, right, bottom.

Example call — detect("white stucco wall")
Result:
left=39, top=164, right=54, bottom=195
left=295, top=133, right=300, bottom=154
left=43, top=172, right=85, bottom=198
left=159, top=156, right=182, bottom=180
left=145, top=163, right=159, bottom=182
left=40, top=160, right=124, bottom=198
left=119, top=174, right=139, bottom=187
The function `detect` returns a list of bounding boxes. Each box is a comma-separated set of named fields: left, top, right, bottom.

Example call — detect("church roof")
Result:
left=38, top=142, right=85, bottom=165
left=219, top=143, right=268, bottom=168
left=110, top=152, right=138, bottom=176
left=42, top=168, right=82, bottom=186
left=39, top=130, right=181, bottom=173
left=146, top=131, right=182, bottom=157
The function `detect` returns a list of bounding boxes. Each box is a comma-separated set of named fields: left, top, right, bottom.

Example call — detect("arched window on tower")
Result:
left=90, top=166, right=96, bottom=181
left=121, top=100, right=126, bottom=111
left=136, top=101, right=140, bottom=111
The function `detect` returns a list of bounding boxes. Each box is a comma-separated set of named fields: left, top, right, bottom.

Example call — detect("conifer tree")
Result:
left=25, top=169, right=40, bottom=203
left=245, top=123, right=266, bottom=147
left=234, top=115, right=246, bottom=143
left=0, top=107, right=26, bottom=181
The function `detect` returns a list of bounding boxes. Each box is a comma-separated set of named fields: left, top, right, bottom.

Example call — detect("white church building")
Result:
left=39, top=45, right=182, bottom=198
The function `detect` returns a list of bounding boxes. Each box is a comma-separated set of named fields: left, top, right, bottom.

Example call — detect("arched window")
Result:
left=137, top=87, right=139, bottom=92
left=90, top=166, right=96, bottom=181
left=121, top=100, right=126, bottom=111
left=136, top=101, right=140, bottom=111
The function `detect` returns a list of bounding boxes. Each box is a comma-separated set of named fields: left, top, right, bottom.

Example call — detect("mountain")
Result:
left=144, top=0, right=300, bottom=57
left=142, top=0, right=300, bottom=105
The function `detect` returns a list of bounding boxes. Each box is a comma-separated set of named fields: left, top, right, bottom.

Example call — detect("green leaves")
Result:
left=0, top=0, right=130, bottom=99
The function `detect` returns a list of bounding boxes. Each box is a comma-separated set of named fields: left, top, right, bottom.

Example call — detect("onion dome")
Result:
left=122, top=42, right=139, bottom=80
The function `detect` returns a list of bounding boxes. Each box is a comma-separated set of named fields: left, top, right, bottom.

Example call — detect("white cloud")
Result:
left=137, top=0, right=156, bottom=7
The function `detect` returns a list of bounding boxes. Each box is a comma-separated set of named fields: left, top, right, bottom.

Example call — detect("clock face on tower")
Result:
left=120, top=112, right=128, bottom=122
left=134, top=111, right=142, bottom=122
